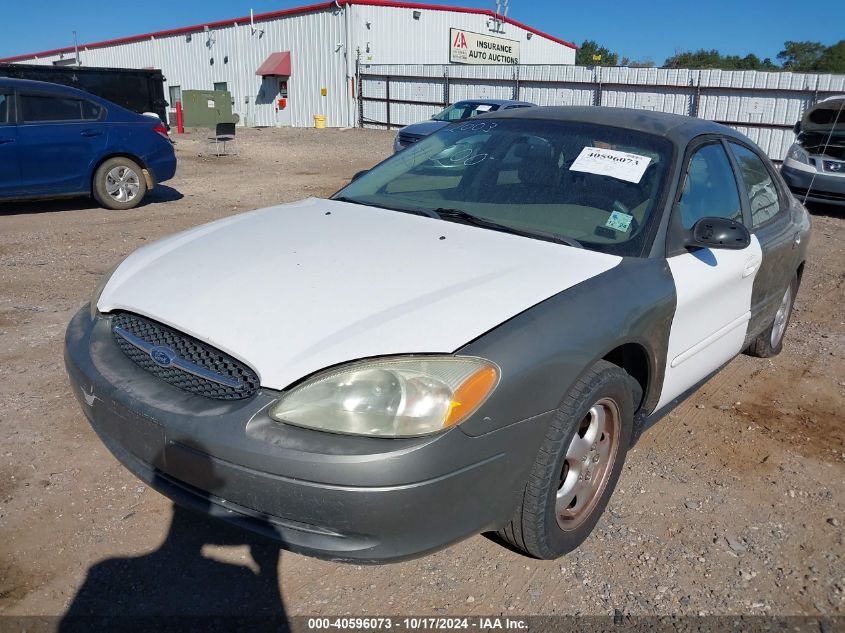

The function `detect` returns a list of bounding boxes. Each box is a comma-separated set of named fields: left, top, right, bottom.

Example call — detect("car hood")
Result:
left=98, top=198, right=622, bottom=390
left=800, top=95, right=845, bottom=135
left=399, top=120, right=450, bottom=137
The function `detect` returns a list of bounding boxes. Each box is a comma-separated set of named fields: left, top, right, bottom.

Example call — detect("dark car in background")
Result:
left=0, top=63, right=168, bottom=125
left=393, top=98, right=535, bottom=152
left=781, top=95, right=845, bottom=206
left=0, top=78, right=176, bottom=210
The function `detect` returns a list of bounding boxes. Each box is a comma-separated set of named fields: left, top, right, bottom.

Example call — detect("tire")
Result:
left=498, top=360, right=635, bottom=559
left=92, top=157, right=147, bottom=210
left=746, top=274, right=797, bottom=358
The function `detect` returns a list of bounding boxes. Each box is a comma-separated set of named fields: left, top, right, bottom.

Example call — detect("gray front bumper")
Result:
left=781, top=163, right=845, bottom=205
left=64, top=307, right=550, bottom=562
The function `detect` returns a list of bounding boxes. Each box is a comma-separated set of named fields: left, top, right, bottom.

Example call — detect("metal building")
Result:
left=0, top=1, right=576, bottom=128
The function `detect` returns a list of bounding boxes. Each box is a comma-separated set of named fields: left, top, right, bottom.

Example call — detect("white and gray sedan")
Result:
left=66, top=107, right=810, bottom=562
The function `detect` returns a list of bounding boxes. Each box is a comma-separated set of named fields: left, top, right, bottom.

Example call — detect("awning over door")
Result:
left=256, top=52, right=292, bottom=76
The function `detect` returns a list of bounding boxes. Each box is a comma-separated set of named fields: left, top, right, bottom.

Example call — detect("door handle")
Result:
left=793, top=232, right=802, bottom=247
left=80, top=130, right=103, bottom=137
left=742, top=257, right=761, bottom=278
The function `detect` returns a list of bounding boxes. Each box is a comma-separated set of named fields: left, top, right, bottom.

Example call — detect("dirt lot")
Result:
left=0, top=127, right=843, bottom=621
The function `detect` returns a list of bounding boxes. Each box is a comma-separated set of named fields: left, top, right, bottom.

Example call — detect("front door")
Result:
left=275, top=79, right=291, bottom=127
left=0, top=91, right=20, bottom=194
left=255, top=77, right=291, bottom=127
left=16, top=92, right=109, bottom=195
left=656, top=141, right=761, bottom=410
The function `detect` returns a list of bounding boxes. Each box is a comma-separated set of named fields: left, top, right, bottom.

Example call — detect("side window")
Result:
left=677, top=143, right=742, bottom=229
left=168, top=85, right=182, bottom=106
left=20, top=95, right=84, bottom=122
left=728, top=142, right=780, bottom=227
left=0, top=93, right=9, bottom=124
left=82, top=100, right=103, bottom=121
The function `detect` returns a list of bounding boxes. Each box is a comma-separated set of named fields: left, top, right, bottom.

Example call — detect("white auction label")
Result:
left=570, top=147, right=652, bottom=183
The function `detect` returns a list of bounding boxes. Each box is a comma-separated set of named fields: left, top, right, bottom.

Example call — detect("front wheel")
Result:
left=92, top=157, right=147, bottom=210
left=498, top=360, right=634, bottom=559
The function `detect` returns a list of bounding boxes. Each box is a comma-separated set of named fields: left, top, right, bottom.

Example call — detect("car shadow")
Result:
left=58, top=445, right=289, bottom=632
left=0, top=185, right=183, bottom=216
left=803, top=200, right=842, bottom=219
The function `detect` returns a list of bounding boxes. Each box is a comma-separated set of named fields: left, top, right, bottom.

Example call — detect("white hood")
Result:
left=99, top=198, right=621, bottom=390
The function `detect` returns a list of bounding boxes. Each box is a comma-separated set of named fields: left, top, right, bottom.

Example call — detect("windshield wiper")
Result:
left=333, top=196, right=438, bottom=218
left=430, top=208, right=582, bottom=248
left=332, top=195, right=366, bottom=205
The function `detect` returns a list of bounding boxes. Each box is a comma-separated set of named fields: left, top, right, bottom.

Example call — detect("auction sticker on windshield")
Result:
left=570, top=147, right=651, bottom=183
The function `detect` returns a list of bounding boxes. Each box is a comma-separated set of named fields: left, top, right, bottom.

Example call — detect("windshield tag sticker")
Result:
left=570, top=147, right=652, bottom=183
left=606, top=210, right=634, bottom=233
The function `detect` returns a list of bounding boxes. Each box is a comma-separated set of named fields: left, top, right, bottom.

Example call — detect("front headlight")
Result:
left=786, top=143, right=810, bottom=165
left=89, top=261, right=121, bottom=319
left=269, top=356, right=500, bottom=437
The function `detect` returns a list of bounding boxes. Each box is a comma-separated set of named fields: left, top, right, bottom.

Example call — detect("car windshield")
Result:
left=334, top=119, right=673, bottom=257
left=431, top=102, right=502, bottom=121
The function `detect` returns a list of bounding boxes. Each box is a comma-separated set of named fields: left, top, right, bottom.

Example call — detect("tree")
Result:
left=777, top=41, right=827, bottom=71
left=620, top=56, right=656, bottom=68
left=664, top=49, right=784, bottom=70
left=576, top=40, right=619, bottom=66
left=817, top=40, right=845, bottom=72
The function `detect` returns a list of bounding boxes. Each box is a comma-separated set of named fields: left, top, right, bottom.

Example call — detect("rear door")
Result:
left=726, top=141, right=796, bottom=339
left=16, top=92, right=108, bottom=195
left=0, top=90, right=20, bottom=194
left=656, top=139, right=761, bottom=410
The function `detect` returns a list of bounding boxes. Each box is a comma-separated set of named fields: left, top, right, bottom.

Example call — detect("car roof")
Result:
left=0, top=76, right=93, bottom=98
left=455, top=99, right=535, bottom=107
left=484, top=105, right=748, bottom=145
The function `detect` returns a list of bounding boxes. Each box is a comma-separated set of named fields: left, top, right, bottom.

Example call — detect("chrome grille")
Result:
left=111, top=312, right=259, bottom=400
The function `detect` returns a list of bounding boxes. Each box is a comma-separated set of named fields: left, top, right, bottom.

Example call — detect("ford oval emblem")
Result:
left=150, top=346, right=176, bottom=367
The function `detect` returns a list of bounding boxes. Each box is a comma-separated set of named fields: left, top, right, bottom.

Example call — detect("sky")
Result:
left=1, top=0, right=843, bottom=64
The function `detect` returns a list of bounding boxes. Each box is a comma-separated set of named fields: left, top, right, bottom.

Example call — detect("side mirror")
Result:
left=793, top=120, right=801, bottom=135
left=687, top=217, right=751, bottom=250
left=350, top=169, right=369, bottom=182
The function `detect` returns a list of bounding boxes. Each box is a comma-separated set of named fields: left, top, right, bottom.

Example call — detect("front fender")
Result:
left=457, top=257, right=676, bottom=437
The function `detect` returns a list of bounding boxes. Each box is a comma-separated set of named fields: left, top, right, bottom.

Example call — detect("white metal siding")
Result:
left=361, top=64, right=845, bottom=161
left=10, top=3, right=575, bottom=128
left=21, top=7, right=351, bottom=128
left=346, top=4, right=574, bottom=65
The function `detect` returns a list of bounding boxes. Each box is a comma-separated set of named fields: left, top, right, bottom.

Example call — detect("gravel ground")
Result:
left=0, top=127, right=843, bottom=621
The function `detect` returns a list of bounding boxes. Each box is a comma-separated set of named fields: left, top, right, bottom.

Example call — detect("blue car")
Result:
left=0, top=78, right=176, bottom=210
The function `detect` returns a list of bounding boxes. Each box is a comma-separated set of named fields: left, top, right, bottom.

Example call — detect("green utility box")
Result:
left=181, top=89, right=236, bottom=127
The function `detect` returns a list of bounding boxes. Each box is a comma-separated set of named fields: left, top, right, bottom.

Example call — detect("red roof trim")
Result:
left=0, top=0, right=575, bottom=63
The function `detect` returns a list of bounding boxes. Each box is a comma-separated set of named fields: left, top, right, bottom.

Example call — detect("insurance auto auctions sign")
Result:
left=449, top=28, right=520, bottom=65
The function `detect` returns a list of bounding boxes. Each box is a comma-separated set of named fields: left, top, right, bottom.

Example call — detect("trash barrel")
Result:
left=313, top=114, right=326, bottom=129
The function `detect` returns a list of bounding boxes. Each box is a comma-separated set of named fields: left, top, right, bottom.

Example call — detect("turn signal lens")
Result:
left=444, top=366, right=499, bottom=427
